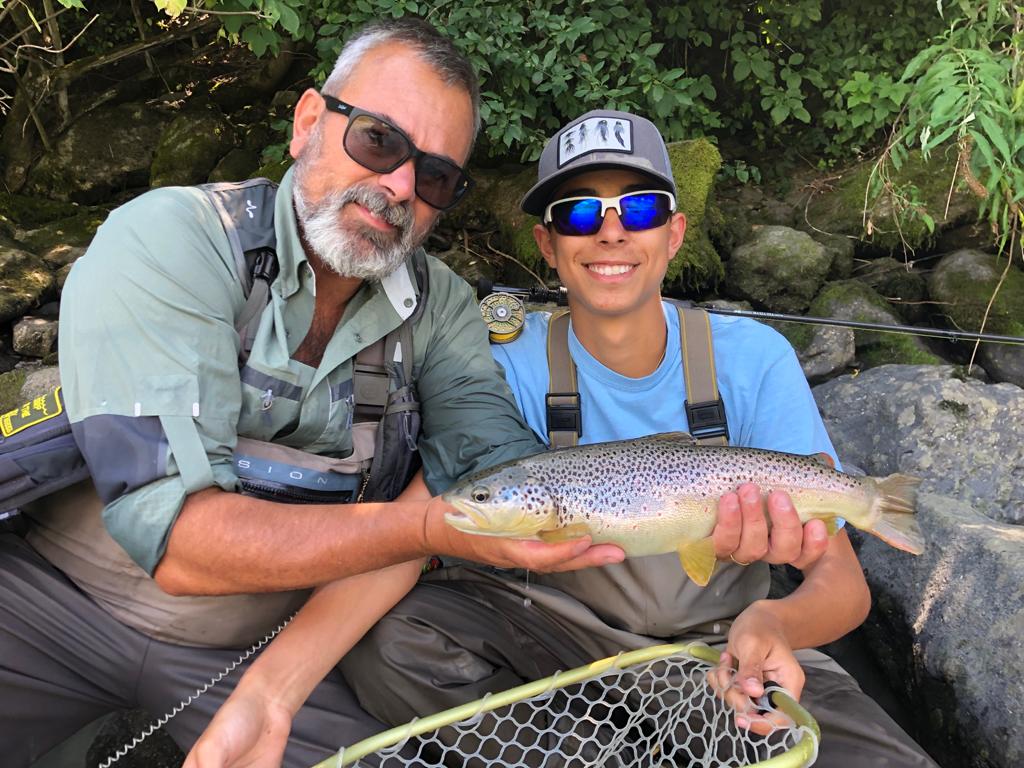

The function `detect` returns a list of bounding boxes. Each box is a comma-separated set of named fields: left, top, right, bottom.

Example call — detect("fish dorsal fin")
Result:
left=537, top=522, right=593, bottom=543
left=647, top=431, right=698, bottom=444
left=678, top=536, right=717, bottom=587
left=810, top=452, right=836, bottom=469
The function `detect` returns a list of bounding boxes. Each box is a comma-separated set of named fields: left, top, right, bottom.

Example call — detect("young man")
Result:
left=336, top=109, right=938, bottom=766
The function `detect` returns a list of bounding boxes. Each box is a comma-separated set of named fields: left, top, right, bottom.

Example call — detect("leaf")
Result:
left=277, top=4, right=302, bottom=35
left=770, top=103, right=790, bottom=124
left=733, top=60, right=751, bottom=82
left=976, top=112, right=1013, bottom=164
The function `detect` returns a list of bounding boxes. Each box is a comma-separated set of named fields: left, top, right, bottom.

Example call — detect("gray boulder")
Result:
left=789, top=323, right=855, bottom=383
left=25, top=102, right=172, bottom=204
left=851, top=493, right=1024, bottom=768
left=150, top=107, right=238, bottom=188
left=928, top=249, right=1024, bottom=387
left=815, top=365, right=1024, bottom=767
left=0, top=245, right=55, bottom=324
left=13, top=317, right=58, bottom=358
left=725, top=226, right=831, bottom=313
left=815, top=364, right=1024, bottom=525
left=809, top=280, right=943, bottom=367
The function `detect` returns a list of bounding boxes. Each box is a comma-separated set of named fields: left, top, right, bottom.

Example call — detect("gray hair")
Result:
left=322, top=18, right=481, bottom=138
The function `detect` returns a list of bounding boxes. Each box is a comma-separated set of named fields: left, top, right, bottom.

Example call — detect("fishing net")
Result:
left=314, top=642, right=819, bottom=768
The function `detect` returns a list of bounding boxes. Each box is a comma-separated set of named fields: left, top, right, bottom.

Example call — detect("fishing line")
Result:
left=476, top=280, right=1024, bottom=347
left=96, top=614, right=295, bottom=767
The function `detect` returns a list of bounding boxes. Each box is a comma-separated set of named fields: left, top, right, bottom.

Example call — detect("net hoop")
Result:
left=315, top=641, right=820, bottom=768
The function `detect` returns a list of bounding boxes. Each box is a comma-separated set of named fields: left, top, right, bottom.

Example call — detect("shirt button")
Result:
left=354, top=333, right=363, bottom=343
left=404, top=298, right=414, bottom=308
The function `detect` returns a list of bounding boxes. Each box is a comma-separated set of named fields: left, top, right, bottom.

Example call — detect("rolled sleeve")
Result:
left=58, top=187, right=245, bottom=571
left=413, top=261, right=543, bottom=494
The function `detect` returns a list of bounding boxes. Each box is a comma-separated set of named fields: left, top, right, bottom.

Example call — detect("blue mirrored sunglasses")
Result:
left=543, top=190, right=676, bottom=236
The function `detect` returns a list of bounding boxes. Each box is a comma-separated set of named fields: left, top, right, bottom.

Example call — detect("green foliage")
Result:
left=867, top=1, right=1024, bottom=258
left=142, top=0, right=946, bottom=163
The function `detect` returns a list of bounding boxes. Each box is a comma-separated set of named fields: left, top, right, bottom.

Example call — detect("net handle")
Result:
left=315, top=641, right=819, bottom=768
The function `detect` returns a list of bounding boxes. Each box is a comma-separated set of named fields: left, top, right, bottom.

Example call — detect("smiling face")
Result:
left=534, top=169, right=686, bottom=322
left=289, top=42, right=475, bottom=280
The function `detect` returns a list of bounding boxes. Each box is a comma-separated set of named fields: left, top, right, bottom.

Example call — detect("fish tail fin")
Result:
left=678, top=536, right=717, bottom=587
left=867, top=473, right=924, bottom=555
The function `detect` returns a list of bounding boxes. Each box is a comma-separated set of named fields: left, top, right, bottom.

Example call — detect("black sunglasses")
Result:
left=321, top=94, right=474, bottom=211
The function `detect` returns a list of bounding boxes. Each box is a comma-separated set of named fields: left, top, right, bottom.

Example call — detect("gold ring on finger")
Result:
left=730, top=554, right=751, bottom=566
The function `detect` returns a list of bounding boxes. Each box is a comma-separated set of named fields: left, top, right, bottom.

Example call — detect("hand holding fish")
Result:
left=714, top=483, right=829, bottom=569
left=442, top=433, right=923, bottom=586
left=425, top=495, right=626, bottom=573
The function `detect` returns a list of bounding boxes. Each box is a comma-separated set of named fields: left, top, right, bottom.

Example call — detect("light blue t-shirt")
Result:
left=491, top=302, right=840, bottom=465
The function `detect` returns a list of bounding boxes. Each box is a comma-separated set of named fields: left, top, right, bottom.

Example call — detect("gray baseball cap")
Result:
left=520, top=109, right=676, bottom=215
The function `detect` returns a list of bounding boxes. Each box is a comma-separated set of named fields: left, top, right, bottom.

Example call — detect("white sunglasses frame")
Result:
left=542, top=189, right=677, bottom=230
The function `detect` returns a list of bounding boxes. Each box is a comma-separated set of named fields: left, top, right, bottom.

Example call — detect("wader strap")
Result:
left=545, top=310, right=581, bottom=449
left=353, top=339, right=388, bottom=423
left=677, top=307, right=729, bottom=445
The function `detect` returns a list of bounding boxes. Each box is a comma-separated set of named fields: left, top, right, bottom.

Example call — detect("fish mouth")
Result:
left=443, top=498, right=543, bottom=538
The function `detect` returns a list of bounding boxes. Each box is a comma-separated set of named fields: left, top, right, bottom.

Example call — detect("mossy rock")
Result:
left=0, top=192, right=82, bottom=230
left=18, top=209, right=106, bottom=254
left=24, top=102, right=172, bottom=204
left=151, top=108, right=239, bottom=188
left=928, top=249, right=1024, bottom=337
left=0, top=369, right=26, bottom=414
left=665, top=138, right=724, bottom=293
left=0, top=246, right=55, bottom=323
left=810, top=279, right=942, bottom=366
left=250, top=158, right=293, bottom=184
left=208, top=148, right=261, bottom=182
left=802, top=149, right=976, bottom=254
left=726, top=226, right=831, bottom=313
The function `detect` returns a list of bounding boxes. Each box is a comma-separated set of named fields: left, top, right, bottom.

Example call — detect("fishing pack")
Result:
left=0, top=178, right=425, bottom=527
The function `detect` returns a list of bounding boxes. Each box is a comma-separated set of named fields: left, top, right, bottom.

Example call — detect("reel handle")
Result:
left=476, top=279, right=568, bottom=306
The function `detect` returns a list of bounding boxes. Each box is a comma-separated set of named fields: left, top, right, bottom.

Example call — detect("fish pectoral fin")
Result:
left=823, top=517, right=839, bottom=536
left=537, top=523, right=593, bottom=543
left=678, top=537, right=717, bottom=587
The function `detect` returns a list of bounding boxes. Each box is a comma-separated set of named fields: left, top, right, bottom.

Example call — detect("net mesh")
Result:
left=331, top=645, right=819, bottom=768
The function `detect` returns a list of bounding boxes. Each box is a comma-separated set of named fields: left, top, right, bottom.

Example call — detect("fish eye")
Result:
left=471, top=487, right=491, bottom=503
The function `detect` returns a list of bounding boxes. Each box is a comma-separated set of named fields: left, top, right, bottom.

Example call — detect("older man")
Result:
left=0, top=20, right=623, bottom=768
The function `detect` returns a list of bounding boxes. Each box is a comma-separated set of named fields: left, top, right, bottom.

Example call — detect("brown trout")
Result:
left=443, top=432, right=923, bottom=586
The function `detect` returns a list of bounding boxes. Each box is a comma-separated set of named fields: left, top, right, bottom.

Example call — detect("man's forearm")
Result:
left=747, top=529, right=870, bottom=650
left=154, top=487, right=435, bottom=595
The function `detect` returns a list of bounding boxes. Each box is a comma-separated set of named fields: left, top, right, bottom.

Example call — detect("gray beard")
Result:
left=293, top=177, right=420, bottom=282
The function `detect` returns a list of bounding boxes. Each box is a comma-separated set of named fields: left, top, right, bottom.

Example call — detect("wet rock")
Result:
left=151, top=107, right=238, bottom=188
left=0, top=245, right=55, bottom=324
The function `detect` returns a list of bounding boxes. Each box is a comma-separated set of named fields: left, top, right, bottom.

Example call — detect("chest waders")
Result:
left=0, top=178, right=425, bottom=525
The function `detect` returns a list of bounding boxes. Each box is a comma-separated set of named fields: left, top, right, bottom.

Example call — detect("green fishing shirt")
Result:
left=57, top=168, right=542, bottom=575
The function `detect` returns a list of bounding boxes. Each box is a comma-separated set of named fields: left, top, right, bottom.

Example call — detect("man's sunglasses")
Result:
left=543, top=190, right=676, bottom=236
left=321, top=94, right=474, bottom=211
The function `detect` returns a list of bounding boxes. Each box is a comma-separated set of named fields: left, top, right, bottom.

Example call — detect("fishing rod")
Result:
left=475, top=279, right=1024, bottom=347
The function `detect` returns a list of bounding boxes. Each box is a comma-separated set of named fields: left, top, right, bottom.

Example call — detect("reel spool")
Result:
left=479, top=292, right=526, bottom=343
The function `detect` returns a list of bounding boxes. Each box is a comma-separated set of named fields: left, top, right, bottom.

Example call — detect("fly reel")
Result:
left=479, top=292, right=526, bottom=343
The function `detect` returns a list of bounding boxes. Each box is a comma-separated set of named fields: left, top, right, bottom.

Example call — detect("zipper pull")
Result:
left=261, top=388, right=274, bottom=411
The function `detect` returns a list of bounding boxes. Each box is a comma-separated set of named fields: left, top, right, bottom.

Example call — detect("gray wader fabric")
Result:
left=0, top=534, right=385, bottom=768
left=342, top=567, right=938, bottom=768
